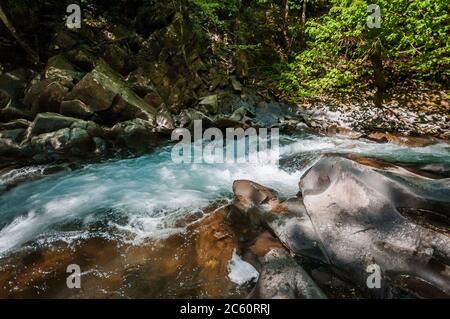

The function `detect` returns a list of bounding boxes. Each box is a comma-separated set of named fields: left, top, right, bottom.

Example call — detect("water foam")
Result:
left=0, top=133, right=448, bottom=255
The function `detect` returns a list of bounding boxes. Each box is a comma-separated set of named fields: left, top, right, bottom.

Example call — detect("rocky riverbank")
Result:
left=1, top=3, right=448, bottom=168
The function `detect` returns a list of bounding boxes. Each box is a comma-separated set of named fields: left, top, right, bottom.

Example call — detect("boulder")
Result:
left=199, top=95, right=219, bottom=115
left=0, top=138, right=21, bottom=156
left=102, top=44, right=129, bottom=74
left=25, top=127, right=95, bottom=160
left=232, top=158, right=450, bottom=298
left=299, top=157, right=450, bottom=297
left=0, top=128, right=26, bottom=143
left=255, top=248, right=326, bottom=299
left=27, top=112, right=95, bottom=137
left=44, top=54, right=85, bottom=84
left=127, top=67, right=158, bottom=97
left=60, top=100, right=94, bottom=119
left=65, top=61, right=157, bottom=122
left=24, top=79, right=68, bottom=114
left=232, top=180, right=327, bottom=263
left=110, top=119, right=158, bottom=153
left=155, top=106, right=175, bottom=134
left=176, top=108, right=213, bottom=129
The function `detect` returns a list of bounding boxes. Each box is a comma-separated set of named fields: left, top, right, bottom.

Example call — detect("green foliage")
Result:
left=276, top=0, right=450, bottom=98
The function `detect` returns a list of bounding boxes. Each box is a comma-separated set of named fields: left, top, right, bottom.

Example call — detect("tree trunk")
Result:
left=300, top=0, right=307, bottom=47
left=283, top=0, right=290, bottom=52
left=0, top=5, right=39, bottom=64
left=371, top=47, right=386, bottom=108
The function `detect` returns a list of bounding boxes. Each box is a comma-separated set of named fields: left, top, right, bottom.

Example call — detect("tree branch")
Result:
left=0, top=4, right=39, bottom=64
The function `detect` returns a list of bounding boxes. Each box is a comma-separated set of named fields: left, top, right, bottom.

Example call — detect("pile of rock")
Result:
left=0, top=19, right=307, bottom=164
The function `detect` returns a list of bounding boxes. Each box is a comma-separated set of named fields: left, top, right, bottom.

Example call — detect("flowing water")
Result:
left=1, top=133, right=449, bottom=256
left=0, top=133, right=449, bottom=298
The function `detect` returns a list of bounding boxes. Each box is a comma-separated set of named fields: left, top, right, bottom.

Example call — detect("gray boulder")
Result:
left=299, top=157, right=450, bottom=297
left=44, top=54, right=85, bottom=84
left=255, top=248, right=326, bottom=299
left=60, top=100, right=94, bottom=119
left=27, top=112, right=92, bottom=136
left=65, top=61, right=157, bottom=122
left=110, top=118, right=158, bottom=153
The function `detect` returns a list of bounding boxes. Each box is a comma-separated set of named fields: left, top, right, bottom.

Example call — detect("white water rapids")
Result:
left=0, top=133, right=449, bottom=256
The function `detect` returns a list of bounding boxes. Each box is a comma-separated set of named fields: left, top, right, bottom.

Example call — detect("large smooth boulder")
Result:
left=299, top=157, right=450, bottom=297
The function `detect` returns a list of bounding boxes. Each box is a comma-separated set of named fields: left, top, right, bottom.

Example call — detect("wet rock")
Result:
left=156, top=106, right=175, bottom=134
left=299, top=157, right=450, bottom=297
left=65, top=46, right=97, bottom=71
left=110, top=119, right=158, bottom=153
left=36, top=82, right=68, bottom=114
left=27, top=113, right=90, bottom=136
left=176, top=108, right=213, bottom=129
left=418, top=163, right=450, bottom=178
left=64, top=64, right=120, bottom=112
left=60, top=100, right=94, bottom=119
left=23, top=77, right=70, bottom=114
left=232, top=181, right=327, bottom=263
left=127, top=67, right=159, bottom=97
left=0, top=138, right=21, bottom=156
left=25, top=127, right=95, bottom=160
left=255, top=248, right=326, bottom=299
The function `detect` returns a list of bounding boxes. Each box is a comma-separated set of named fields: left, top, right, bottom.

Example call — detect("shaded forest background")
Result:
left=0, top=0, right=448, bottom=102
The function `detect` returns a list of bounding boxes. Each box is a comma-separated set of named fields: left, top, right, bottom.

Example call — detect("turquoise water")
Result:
left=0, top=133, right=449, bottom=256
